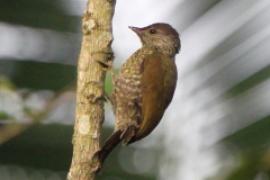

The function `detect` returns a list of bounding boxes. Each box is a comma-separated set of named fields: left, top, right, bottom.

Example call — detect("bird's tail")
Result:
left=98, top=130, right=122, bottom=165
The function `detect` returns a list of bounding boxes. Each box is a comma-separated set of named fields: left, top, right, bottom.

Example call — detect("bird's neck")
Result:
left=143, top=45, right=177, bottom=58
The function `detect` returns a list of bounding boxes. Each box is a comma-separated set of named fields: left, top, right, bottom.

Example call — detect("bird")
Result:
left=98, top=22, right=181, bottom=166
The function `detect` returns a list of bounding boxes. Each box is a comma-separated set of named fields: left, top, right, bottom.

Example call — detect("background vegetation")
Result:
left=0, top=0, right=269, bottom=179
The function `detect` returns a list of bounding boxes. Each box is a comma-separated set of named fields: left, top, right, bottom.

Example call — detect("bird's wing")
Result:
left=132, top=53, right=177, bottom=141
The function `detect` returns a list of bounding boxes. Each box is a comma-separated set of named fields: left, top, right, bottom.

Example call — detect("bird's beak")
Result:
left=129, top=26, right=143, bottom=36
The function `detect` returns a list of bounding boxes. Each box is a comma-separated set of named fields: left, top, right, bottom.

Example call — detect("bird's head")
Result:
left=129, top=23, right=180, bottom=56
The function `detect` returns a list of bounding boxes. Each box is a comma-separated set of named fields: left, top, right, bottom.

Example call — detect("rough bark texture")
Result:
left=68, top=0, right=116, bottom=179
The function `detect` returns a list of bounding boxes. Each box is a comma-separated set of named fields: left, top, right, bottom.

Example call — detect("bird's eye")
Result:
left=149, top=29, right=157, bottom=34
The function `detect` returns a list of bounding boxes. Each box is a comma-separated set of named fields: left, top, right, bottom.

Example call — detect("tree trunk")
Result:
left=68, top=0, right=116, bottom=179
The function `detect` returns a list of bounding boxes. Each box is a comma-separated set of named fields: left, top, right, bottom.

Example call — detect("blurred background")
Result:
left=0, top=0, right=270, bottom=179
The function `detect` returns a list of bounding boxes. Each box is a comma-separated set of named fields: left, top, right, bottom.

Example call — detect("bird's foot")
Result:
left=85, top=81, right=106, bottom=104
left=96, top=59, right=113, bottom=71
left=95, top=51, right=114, bottom=71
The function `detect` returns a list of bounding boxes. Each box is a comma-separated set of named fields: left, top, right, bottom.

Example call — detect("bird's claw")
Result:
left=96, top=58, right=113, bottom=72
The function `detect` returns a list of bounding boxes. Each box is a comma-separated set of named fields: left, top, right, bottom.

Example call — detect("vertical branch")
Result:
left=68, top=0, right=116, bottom=179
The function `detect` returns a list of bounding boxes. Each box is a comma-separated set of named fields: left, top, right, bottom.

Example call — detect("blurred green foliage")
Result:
left=224, top=115, right=270, bottom=151
left=0, top=60, right=76, bottom=90
left=226, top=65, right=270, bottom=98
left=0, top=0, right=79, bottom=32
left=0, top=0, right=270, bottom=179
left=0, top=124, right=156, bottom=180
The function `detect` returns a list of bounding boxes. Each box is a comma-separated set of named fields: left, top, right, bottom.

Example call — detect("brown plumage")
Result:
left=98, top=23, right=180, bottom=165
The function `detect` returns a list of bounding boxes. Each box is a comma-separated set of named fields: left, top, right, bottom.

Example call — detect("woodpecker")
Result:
left=99, top=23, right=180, bottom=165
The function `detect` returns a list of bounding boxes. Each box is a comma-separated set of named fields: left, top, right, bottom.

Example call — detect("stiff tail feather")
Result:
left=98, top=126, right=138, bottom=169
left=98, top=130, right=122, bottom=165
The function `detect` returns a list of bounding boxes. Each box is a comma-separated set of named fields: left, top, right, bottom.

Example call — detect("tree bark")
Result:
left=68, top=0, right=116, bottom=179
